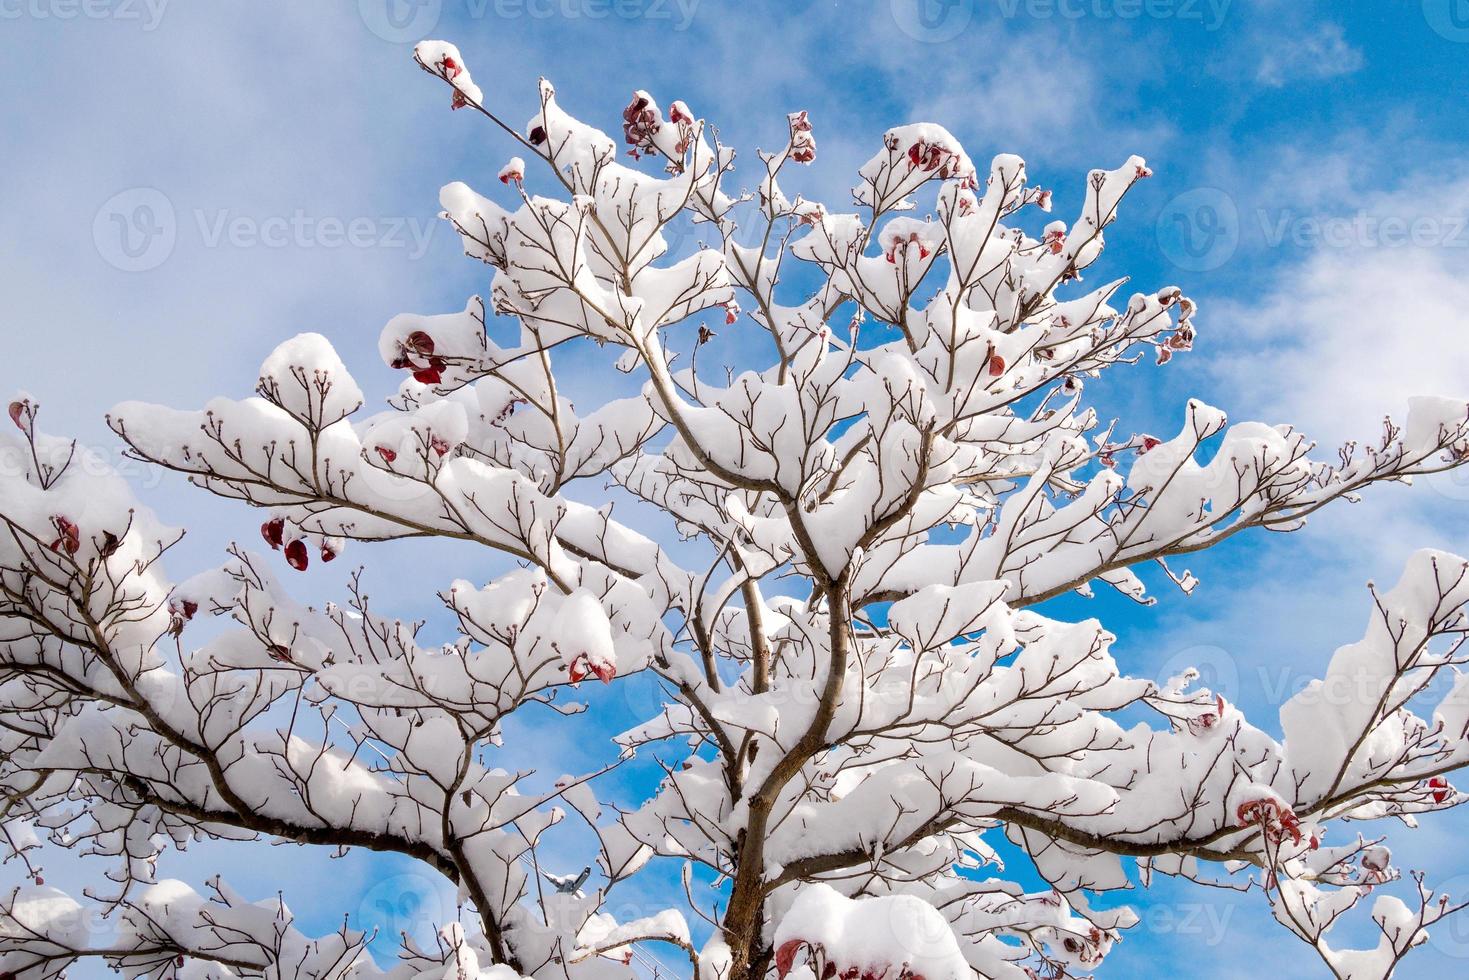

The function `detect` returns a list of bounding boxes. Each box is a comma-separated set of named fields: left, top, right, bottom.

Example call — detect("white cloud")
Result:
left=1213, top=173, right=1469, bottom=446
left=1255, top=22, right=1364, bottom=86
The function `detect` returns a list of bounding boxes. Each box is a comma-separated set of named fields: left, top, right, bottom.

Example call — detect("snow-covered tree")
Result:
left=6, top=40, right=1469, bottom=980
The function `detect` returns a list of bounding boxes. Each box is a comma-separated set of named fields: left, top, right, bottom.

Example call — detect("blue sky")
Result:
left=4, top=1, right=1469, bottom=976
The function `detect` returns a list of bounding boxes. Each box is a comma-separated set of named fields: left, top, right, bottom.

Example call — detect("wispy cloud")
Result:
left=1212, top=171, right=1469, bottom=444
left=1255, top=21, right=1364, bottom=86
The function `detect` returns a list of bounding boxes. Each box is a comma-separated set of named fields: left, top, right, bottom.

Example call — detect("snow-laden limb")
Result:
left=0, top=876, right=555, bottom=980
left=0, top=407, right=653, bottom=977
left=8, top=40, right=1469, bottom=980
left=0, top=877, right=394, bottom=980
left=613, top=549, right=1469, bottom=978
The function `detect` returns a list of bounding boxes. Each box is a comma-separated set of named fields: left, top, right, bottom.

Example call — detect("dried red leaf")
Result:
left=261, top=518, right=285, bottom=550
left=49, top=516, right=80, bottom=555
left=413, top=358, right=446, bottom=386
left=775, top=939, right=806, bottom=980
left=285, top=539, right=309, bottom=571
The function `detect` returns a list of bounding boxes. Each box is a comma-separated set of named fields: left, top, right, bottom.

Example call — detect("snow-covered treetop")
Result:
left=4, top=40, right=1469, bottom=980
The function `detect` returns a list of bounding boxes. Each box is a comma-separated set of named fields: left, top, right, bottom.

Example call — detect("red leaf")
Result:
left=590, top=660, right=617, bottom=684
left=285, top=539, right=309, bottom=571
left=406, top=331, right=435, bottom=355
left=413, top=358, right=445, bottom=385
left=261, top=518, right=285, bottom=550
left=375, top=445, right=398, bottom=464
left=8, top=401, right=25, bottom=430
left=321, top=543, right=337, bottom=562
left=775, top=940, right=807, bottom=980
left=987, top=353, right=1006, bottom=377
left=50, top=516, right=80, bottom=555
